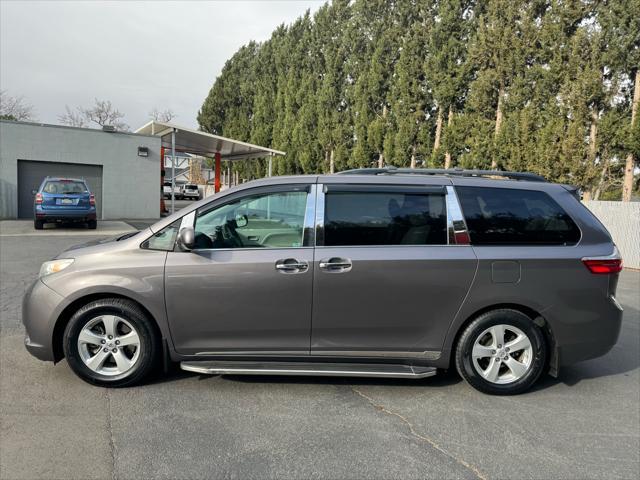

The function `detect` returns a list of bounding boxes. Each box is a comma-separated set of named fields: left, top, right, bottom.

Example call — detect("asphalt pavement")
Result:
left=1, top=232, right=638, bottom=480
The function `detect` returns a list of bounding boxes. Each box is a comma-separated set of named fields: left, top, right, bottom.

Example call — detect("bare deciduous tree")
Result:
left=149, top=108, right=176, bottom=122
left=0, top=90, right=36, bottom=121
left=58, top=105, right=87, bottom=127
left=58, top=98, right=129, bottom=131
left=82, top=99, right=129, bottom=131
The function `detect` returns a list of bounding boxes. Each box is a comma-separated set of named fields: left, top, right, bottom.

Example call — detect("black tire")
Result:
left=34, top=219, right=44, bottom=230
left=455, top=309, right=547, bottom=395
left=63, top=298, right=160, bottom=387
left=87, top=219, right=97, bottom=229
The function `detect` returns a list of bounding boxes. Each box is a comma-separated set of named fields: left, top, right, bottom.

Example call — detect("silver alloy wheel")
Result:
left=77, top=315, right=141, bottom=376
left=471, top=324, right=533, bottom=384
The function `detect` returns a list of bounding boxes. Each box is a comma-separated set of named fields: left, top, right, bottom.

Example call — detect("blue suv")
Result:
left=33, top=177, right=97, bottom=230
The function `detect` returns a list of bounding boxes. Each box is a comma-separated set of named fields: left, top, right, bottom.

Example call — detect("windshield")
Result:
left=185, top=185, right=197, bottom=190
left=43, top=180, right=87, bottom=194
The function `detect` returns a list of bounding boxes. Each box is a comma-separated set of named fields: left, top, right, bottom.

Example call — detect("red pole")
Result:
left=214, top=151, right=221, bottom=193
left=160, top=146, right=167, bottom=214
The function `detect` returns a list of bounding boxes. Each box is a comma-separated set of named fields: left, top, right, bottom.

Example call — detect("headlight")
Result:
left=39, top=258, right=74, bottom=278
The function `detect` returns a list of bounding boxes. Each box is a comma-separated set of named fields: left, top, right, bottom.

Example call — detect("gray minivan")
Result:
left=22, top=168, right=623, bottom=395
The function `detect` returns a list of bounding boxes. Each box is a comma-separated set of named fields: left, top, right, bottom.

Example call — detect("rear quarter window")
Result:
left=456, top=186, right=580, bottom=246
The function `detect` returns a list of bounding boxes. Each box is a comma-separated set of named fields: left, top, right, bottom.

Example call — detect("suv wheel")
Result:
left=63, top=298, right=159, bottom=387
left=455, top=309, right=547, bottom=395
left=34, top=219, right=44, bottom=230
left=87, top=219, right=97, bottom=229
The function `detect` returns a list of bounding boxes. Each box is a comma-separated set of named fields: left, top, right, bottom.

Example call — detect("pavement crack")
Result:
left=106, top=388, right=117, bottom=480
left=351, top=387, right=488, bottom=480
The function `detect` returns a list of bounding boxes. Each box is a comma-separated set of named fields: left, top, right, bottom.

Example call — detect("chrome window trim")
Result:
left=303, top=184, right=317, bottom=247
left=315, top=183, right=326, bottom=247
left=446, top=185, right=470, bottom=245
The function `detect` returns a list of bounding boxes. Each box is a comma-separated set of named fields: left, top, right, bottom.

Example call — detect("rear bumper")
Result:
left=555, top=294, right=623, bottom=366
left=35, top=206, right=96, bottom=221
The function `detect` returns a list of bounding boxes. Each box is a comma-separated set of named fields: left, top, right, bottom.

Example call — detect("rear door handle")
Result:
left=319, top=257, right=352, bottom=273
left=275, top=259, right=309, bottom=274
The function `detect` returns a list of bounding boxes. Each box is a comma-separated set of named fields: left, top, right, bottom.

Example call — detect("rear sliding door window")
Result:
left=324, top=190, right=447, bottom=246
left=456, top=186, right=580, bottom=245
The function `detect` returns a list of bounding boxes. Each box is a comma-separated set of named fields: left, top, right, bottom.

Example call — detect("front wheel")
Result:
left=455, top=309, right=547, bottom=395
left=63, top=298, right=159, bottom=387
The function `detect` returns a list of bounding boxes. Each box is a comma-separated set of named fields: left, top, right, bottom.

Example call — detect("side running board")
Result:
left=180, top=361, right=437, bottom=379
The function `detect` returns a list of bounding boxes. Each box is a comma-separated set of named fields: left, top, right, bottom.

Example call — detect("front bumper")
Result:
left=22, top=279, right=66, bottom=362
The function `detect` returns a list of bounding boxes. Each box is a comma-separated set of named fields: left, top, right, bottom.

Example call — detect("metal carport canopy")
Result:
left=135, top=120, right=285, bottom=213
left=135, top=120, right=285, bottom=161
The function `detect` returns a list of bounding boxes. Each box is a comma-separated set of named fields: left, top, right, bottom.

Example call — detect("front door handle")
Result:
left=275, top=259, right=309, bottom=274
left=319, top=257, right=352, bottom=273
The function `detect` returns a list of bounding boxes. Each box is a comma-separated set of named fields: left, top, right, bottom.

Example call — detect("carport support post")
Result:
left=171, top=129, right=176, bottom=214
left=160, top=146, right=166, bottom=214
left=214, top=152, right=221, bottom=193
left=268, top=153, right=273, bottom=177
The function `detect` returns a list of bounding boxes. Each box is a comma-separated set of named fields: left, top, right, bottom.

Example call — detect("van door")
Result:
left=311, top=183, right=477, bottom=359
left=164, top=184, right=316, bottom=355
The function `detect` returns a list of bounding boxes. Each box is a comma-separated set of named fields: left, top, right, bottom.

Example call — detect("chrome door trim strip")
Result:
left=311, top=350, right=441, bottom=360
left=194, top=350, right=311, bottom=356
left=193, top=350, right=441, bottom=360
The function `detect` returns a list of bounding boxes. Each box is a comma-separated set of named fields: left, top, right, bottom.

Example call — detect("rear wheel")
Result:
left=34, top=219, right=44, bottom=230
left=63, top=298, right=159, bottom=387
left=455, top=309, right=547, bottom=395
left=87, top=219, right=97, bottom=229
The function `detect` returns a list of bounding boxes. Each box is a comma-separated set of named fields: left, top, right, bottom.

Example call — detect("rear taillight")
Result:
left=89, top=194, right=95, bottom=206
left=454, top=231, right=470, bottom=245
left=35, top=193, right=43, bottom=204
left=582, top=248, right=623, bottom=274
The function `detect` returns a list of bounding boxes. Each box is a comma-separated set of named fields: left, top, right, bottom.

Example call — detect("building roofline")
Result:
left=0, top=119, right=158, bottom=139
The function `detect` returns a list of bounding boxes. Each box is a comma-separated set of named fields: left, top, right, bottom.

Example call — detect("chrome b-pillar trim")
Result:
left=446, top=185, right=470, bottom=245
left=303, top=184, right=318, bottom=247
left=315, top=183, right=326, bottom=246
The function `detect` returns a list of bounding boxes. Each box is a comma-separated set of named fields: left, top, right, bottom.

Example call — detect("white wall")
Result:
left=583, top=201, right=640, bottom=269
left=0, top=120, right=161, bottom=219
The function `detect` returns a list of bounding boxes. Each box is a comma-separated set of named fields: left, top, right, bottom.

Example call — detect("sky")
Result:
left=0, top=0, right=324, bottom=130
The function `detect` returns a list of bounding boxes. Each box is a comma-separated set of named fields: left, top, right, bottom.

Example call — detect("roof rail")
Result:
left=336, top=166, right=547, bottom=182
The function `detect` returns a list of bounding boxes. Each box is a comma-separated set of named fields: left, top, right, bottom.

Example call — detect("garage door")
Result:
left=17, top=160, right=103, bottom=219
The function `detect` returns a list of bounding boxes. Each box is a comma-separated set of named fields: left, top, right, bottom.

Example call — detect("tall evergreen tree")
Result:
left=196, top=0, right=637, bottom=197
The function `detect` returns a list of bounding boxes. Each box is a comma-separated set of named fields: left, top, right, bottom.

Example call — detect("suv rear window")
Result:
left=324, top=191, right=447, bottom=246
left=43, top=180, right=87, bottom=194
left=456, top=186, right=580, bottom=245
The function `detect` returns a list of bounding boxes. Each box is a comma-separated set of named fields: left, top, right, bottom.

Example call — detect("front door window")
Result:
left=193, top=190, right=308, bottom=249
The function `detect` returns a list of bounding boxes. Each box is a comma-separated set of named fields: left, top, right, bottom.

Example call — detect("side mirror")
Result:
left=235, top=214, right=248, bottom=228
left=176, top=226, right=195, bottom=251
left=31, top=189, right=38, bottom=195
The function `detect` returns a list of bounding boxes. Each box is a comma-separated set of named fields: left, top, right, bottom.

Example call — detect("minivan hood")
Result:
left=56, top=228, right=150, bottom=258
